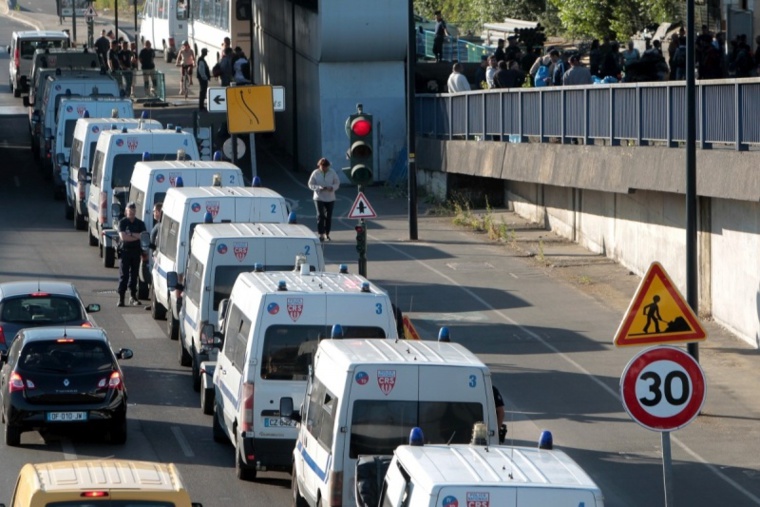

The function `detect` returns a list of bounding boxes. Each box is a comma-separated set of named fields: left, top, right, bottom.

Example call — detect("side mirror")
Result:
left=0, top=351, right=7, bottom=363
left=280, top=397, right=301, bottom=423
left=111, top=202, right=121, bottom=218
left=116, top=348, right=134, bottom=360
left=56, top=153, right=66, bottom=166
left=31, top=110, right=40, bottom=122
left=167, top=271, right=179, bottom=289
left=217, top=298, right=229, bottom=329
left=140, top=231, right=151, bottom=250
left=213, top=330, right=224, bottom=348
left=78, top=169, right=91, bottom=183
left=86, top=303, right=101, bottom=313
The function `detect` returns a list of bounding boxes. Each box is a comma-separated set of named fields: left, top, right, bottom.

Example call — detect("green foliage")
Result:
left=547, top=0, right=680, bottom=39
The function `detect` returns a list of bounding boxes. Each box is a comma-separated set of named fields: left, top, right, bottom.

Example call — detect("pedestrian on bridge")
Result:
left=197, top=48, right=211, bottom=111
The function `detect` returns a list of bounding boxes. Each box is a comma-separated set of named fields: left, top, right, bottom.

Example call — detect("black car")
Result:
left=0, top=280, right=101, bottom=356
left=0, top=326, right=133, bottom=446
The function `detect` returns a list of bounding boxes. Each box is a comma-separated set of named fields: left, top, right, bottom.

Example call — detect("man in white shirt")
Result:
left=447, top=63, right=471, bottom=93
left=486, top=56, right=498, bottom=88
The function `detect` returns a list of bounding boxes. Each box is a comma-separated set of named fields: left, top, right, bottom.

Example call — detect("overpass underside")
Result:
left=417, top=139, right=760, bottom=348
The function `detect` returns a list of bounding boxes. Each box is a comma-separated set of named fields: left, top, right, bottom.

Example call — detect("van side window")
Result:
left=184, top=255, right=203, bottom=304
left=63, top=119, right=78, bottom=148
left=129, top=189, right=146, bottom=218
left=91, top=150, right=105, bottom=182
left=305, top=377, right=338, bottom=449
left=159, top=217, right=179, bottom=260
left=213, top=266, right=258, bottom=310
left=222, top=304, right=251, bottom=371
left=70, top=138, right=83, bottom=168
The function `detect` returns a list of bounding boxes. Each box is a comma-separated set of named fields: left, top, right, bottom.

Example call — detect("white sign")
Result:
left=208, top=86, right=283, bottom=113
left=348, top=192, right=377, bottom=219
left=222, top=137, right=246, bottom=160
left=84, top=6, right=96, bottom=19
left=207, top=87, right=227, bottom=112
left=273, top=85, right=285, bottom=112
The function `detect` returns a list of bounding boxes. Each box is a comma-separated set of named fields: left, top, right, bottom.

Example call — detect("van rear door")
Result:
left=341, top=364, right=420, bottom=505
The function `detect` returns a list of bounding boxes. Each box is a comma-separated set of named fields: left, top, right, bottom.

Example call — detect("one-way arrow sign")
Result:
left=207, top=87, right=227, bottom=112
left=348, top=192, right=377, bottom=219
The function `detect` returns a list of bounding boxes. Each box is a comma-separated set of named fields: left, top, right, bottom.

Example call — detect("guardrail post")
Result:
left=699, top=82, right=711, bottom=149
left=561, top=88, right=567, bottom=144
left=465, top=94, right=470, bottom=139
left=584, top=87, right=590, bottom=145
left=637, top=85, right=648, bottom=146
left=734, top=81, right=746, bottom=151
left=448, top=95, right=453, bottom=141
left=666, top=84, right=676, bottom=148
left=609, top=86, right=620, bottom=146
left=539, top=89, right=547, bottom=143
left=481, top=92, right=487, bottom=140
left=517, top=90, right=526, bottom=143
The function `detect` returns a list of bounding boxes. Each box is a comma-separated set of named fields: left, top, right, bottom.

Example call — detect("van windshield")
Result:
left=112, top=152, right=193, bottom=188
left=262, top=325, right=386, bottom=381
left=350, top=400, right=483, bottom=458
left=20, top=39, right=68, bottom=59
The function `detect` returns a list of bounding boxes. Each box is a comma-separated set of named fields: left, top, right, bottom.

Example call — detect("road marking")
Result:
left=262, top=150, right=760, bottom=506
left=171, top=426, right=195, bottom=457
left=61, top=438, right=77, bottom=460
left=509, top=272, right=518, bottom=278
left=123, top=314, right=165, bottom=339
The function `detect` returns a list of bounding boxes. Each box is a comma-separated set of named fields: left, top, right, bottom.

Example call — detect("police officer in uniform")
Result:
left=117, top=202, right=147, bottom=307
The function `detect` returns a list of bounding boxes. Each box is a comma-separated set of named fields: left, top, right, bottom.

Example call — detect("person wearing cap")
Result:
left=308, top=158, right=340, bottom=242
left=196, top=47, right=211, bottom=111
left=117, top=202, right=147, bottom=307
left=562, top=53, right=592, bottom=86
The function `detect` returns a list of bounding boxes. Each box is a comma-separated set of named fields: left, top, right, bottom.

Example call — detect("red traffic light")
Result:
left=355, top=225, right=365, bottom=233
left=351, top=118, right=372, bottom=137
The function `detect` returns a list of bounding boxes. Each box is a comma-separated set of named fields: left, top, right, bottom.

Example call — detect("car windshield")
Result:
left=1, top=295, right=84, bottom=325
left=20, top=340, right=114, bottom=373
left=20, top=39, right=68, bottom=59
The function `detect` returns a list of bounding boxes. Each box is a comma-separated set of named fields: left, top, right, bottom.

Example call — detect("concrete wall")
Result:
left=417, top=138, right=760, bottom=348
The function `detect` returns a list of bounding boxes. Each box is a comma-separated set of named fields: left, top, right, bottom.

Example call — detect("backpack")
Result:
left=212, top=62, right=221, bottom=78
left=535, top=62, right=550, bottom=87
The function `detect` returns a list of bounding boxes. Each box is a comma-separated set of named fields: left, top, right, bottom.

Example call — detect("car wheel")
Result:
left=236, top=445, right=257, bottom=481
left=88, top=228, right=98, bottom=246
left=212, top=404, right=227, bottom=443
left=179, top=336, right=191, bottom=367
left=4, top=422, right=21, bottom=447
left=108, top=417, right=127, bottom=445
left=167, top=312, right=179, bottom=340
left=104, top=246, right=115, bottom=268
left=65, top=201, right=74, bottom=220
left=191, top=349, right=201, bottom=391
left=292, top=473, right=308, bottom=507
left=151, top=288, right=167, bottom=320
left=201, top=384, right=214, bottom=415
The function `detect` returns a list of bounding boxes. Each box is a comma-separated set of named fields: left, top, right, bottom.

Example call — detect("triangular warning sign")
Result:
left=614, top=262, right=706, bottom=347
left=347, top=192, right=377, bottom=219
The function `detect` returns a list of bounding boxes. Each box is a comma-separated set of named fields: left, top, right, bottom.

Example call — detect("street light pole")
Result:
left=407, top=0, right=418, bottom=240
left=685, top=0, right=699, bottom=362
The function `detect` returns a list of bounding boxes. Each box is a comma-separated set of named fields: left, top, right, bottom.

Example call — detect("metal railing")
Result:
left=415, top=78, right=760, bottom=150
left=111, top=70, right=166, bottom=103
left=417, top=31, right=491, bottom=63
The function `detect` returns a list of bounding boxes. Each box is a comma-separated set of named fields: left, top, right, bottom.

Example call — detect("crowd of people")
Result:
left=89, top=31, right=254, bottom=108
left=448, top=26, right=760, bottom=93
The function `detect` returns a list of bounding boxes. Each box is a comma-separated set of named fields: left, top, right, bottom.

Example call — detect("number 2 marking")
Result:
left=304, top=245, right=311, bottom=256
left=271, top=204, right=276, bottom=213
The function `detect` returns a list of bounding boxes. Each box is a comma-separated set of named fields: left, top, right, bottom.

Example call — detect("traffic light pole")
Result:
left=356, top=217, right=367, bottom=277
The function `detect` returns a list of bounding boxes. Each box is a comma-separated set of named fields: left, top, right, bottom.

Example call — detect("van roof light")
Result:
left=331, top=324, right=344, bottom=338
left=277, top=280, right=287, bottom=291
left=92, top=86, right=99, bottom=94
left=142, top=151, right=151, bottom=161
left=167, top=123, right=174, bottom=130
left=175, top=126, right=182, bottom=133
left=409, top=427, right=425, bottom=446
left=254, top=263, right=264, bottom=272
left=212, top=173, right=222, bottom=187
left=83, top=110, right=90, bottom=118
left=213, top=150, right=223, bottom=161
left=177, top=148, right=186, bottom=160
left=287, top=211, right=297, bottom=224
left=339, top=264, right=348, bottom=274
left=172, top=176, right=183, bottom=187
left=438, top=327, right=450, bottom=342
left=294, top=253, right=307, bottom=270
left=360, top=282, right=370, bottom=293
left=204, top=211, right=213, bottom=223
left=538, top=430, right=553, bottom=450
left=65, top=88, right=72, bottom=95
left=111, top=108, right=118, bottom=118
left=141, top=110, right=149, bottom=119
left=252, top=176, right=262, bottom=187
left=56, top=68, right=62, bottom=75
left=121, top=127, right=128, bottom=133
left=471, top=422, right=488, bottom=446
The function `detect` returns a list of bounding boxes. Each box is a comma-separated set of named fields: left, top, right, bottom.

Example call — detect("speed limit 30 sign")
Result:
left=620, top=346, right=706, bottom=431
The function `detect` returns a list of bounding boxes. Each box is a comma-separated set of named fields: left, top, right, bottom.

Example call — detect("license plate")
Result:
left=47, top=411, right=87, bottom=422
left=264, top=417, right=296, bottom=428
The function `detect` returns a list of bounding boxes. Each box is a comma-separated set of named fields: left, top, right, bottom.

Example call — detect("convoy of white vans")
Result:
left=6, top=29, right=605, bottom=506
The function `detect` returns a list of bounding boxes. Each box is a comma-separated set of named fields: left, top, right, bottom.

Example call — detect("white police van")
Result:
left=283, top=338, right=499, bottom=507
left=176, top=222, right=325, bottom=392
left=212, top=271, right=401, bottom=481
left=86, top=126, right=200, bottom=267
left=368, top=428, right=605, bottom=507
left=67, top=117, right=163, bottom=230
left=151, top=186, right=291, bottom=339
left=54, top=97, right=134, bottom=202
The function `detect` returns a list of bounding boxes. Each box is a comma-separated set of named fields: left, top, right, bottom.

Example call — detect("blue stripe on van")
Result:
left=296, top=439, right=328, bottom=482
left=183, top=311, right=196, bottom=330
left=218, top=376, right=238, bottom=408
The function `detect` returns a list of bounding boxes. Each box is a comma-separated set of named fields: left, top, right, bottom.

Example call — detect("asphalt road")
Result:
left=2, top=6, right=760, bottom=507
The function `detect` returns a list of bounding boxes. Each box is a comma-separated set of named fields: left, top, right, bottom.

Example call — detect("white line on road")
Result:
left=123, top=313, right=166, bottom=339
left=265, top=150, right=760, bottom=505
left=171, top=426, right=195, bottom=457
left=509, top=272, right=518, bottom=278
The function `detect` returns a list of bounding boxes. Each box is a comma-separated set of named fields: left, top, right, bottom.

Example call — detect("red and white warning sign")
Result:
left=347, top=192, right=377, bottom=219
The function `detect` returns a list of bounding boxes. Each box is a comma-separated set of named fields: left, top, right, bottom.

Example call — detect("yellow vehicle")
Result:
left=1, top=460, right=202, bottom=507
